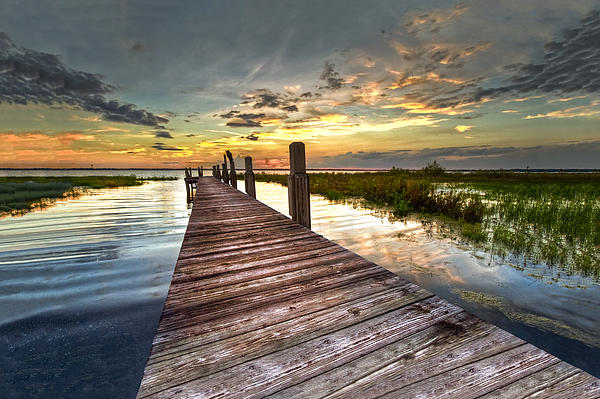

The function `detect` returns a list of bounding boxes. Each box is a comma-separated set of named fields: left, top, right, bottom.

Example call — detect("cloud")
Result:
left=281, top=105, right=298, bottom=112
left=523, top=100, right=600, bottom=119
left=245, top=133, right=259, bottom=141
left=1, top=130, right=95, bottom=153
left=455, top=125, right=472, bottom=133
left=151, top=142, right=183, bottom=151
left=506, top=11, right=600, bottom=94
left=377, top=9, right=600, bottom=117
left=155, top=130, right=174, bottom=139
left=0, top=32, right=168, bottom=127
left=218, top=110, right=265, bottom=127
left=436, top=10, right=600, bottom=108
left=405, top=3, right=470, bottom=34
left=240, top=88, right=300, bottom=111
left=110, top=147, right=146, bottom=154
left=319, top=61, right=344, bottom=90
left=220, top=111, right=265, bottom=119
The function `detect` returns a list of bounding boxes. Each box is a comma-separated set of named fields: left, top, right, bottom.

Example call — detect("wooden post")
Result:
left=222, top=155, right=230, bottom=185
left=185, top=176, right=190, bottom=201
left=244, top=156, right=256, bottom=198
left=288, top=142, right=310, bottom=228
left=212, top=165, right=216, bottom=178
left=226, top=150, right=237, bottom=189
left=216, top=164, right=221, bottom=181
left=198, top=166, right=203, bottom=177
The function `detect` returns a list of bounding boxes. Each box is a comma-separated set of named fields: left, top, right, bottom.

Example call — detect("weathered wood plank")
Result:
left=137, top=290, right=438, bottom=397
left=519, top=370, right=600, bottom=398
left=162, top=257, right=383, bottom=308
left=268, top=313, right=515, bottom=399
left=170, top=250, right=358, bottom=291
left=171, top=243, right=347, bottom=284
left=480, top=362, right=582, bottom=398
left=183, top=223, right=303, bottom=244
left=377, top=344, right=559, bottom=399
left=176, top=232, right=321, bottom=261
left=174, top=235, right=337, bottom=271
left=146, top=304, right=470, bottom=399
left=149, top=283, right=430, bottom=368
left=155, top=269, right=395, bottom=333
left=151, top=277, right=414, bottom=360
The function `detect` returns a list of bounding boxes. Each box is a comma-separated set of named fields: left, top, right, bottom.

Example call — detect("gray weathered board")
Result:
left=136, top=177, right=600, bottom=398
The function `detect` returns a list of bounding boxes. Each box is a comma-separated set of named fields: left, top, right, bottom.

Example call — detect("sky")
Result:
left=1, top=0, right=599, bottom=169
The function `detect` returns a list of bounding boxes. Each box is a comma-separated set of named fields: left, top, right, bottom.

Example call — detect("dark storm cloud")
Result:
left=0, top=32, right=168, bottom=127
left=316, top=140, right=600, bottom=169
left=219, top=110, right=265, bottom=127
left=219, top=110, right=265, bottom=119
left=281, top=105, right=298, bottom=112
left=219, top=89, right=302, bottom=127
left=421, top=10, right=600, bottom=110
left=319, top=61, right=344, bottom=90
left=83, top=96, right=168, bottom=126
left=505, top=10, right=600, bottom=94
left=242, top=89, right=281, bottom=108
left=240, top=89, right=301, bottom=111
left=300, top=91, right=316, bottom=98
left=152, top=142, right=183, bottom=151
left=226, top=119, right=261, bottom=127
left=155, top=130, right=174, bottom=139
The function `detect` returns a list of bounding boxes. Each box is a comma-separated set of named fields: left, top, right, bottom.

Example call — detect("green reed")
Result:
left=253, top=170, right=600, bottom=278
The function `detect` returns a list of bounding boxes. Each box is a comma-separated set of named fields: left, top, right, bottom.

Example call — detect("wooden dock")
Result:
left=137, top=176, right=600, bottom=398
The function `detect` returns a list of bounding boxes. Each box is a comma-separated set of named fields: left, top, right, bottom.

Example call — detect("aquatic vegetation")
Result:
left=0, top=176, right=177, bottom=216
left=253, top=172, right=485, bottom=223
left=254, top=170, right=600, bottom=277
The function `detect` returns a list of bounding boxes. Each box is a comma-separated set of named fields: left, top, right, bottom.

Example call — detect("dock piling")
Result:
left=226, top=150, right=237, bottom=189
left=222, top=155, right=230, bottom=185
left=288, top=142, right=311, bottom=229
left=244, top=156, right=256, bottom=198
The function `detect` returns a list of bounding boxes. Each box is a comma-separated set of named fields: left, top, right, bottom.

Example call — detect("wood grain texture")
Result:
left=136, top=177, right=600, bottom=398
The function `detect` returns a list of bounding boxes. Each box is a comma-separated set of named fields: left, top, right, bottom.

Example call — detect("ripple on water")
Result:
left=0, top=178, right=189, bottom=398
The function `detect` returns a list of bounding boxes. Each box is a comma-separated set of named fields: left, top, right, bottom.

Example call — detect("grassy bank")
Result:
left=0, top=176, right=176, bottom=216
left=252, top=170, right=600, bottom=278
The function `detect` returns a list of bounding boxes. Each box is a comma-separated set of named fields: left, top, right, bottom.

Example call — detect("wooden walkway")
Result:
left=137, top=177, right=600, bottom=398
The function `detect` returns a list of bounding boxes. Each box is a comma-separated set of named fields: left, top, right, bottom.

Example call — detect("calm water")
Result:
left=1, top=171, right=189, bottom=398
left=1, top=170, right=599, bottom=398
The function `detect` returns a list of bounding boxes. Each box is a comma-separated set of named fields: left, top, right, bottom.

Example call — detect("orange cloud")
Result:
left=455, top=125, right=473, bottom=133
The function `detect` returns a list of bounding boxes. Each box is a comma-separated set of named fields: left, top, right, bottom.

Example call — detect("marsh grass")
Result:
left=253, top=170, right=600, bottom=278
left=0, top=176, right=177, bottom=216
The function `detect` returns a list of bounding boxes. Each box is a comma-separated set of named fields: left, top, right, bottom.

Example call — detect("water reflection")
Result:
left=250, top=181, right=600, bottom=377
left=1, top=173, right=599, bottom=398
left=0, top=177, right=189, bottom=398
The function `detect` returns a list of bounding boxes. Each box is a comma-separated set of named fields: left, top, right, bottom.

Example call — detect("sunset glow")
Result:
left=1, top=2, right=599, bottom=169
